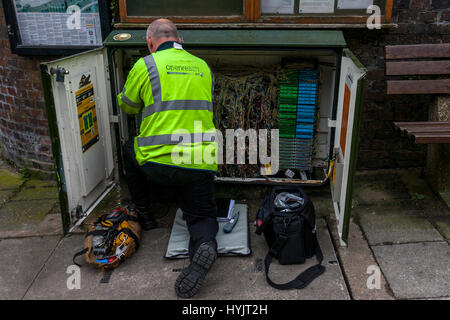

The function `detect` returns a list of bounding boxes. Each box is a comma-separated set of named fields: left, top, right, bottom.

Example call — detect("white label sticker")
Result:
left=285, top=169, right=295, bottom=178
left=173, top=42, right=183, bottom=50
left=337, top=0, right=373, bottom=9
left=261, top=0, right=295, bottom=14
left=299, top=0, right=335, bottom=13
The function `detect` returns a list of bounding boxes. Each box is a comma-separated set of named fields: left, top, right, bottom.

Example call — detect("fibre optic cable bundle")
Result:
left=279, top=68, right=319, bottom=172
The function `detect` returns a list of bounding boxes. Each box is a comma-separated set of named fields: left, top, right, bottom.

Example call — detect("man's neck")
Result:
left=156, top=40, right=181, bottom=52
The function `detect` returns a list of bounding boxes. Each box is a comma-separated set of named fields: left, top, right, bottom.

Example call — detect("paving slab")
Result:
left=0, top=199, right=58, bottom=232
left=24, top=229, right=185, bottom=300
left=0, top=214, right=63, bottom=239
left=372, top=242, right=450, bottom=299
left=430, top=217, right=450, bottom=240
left=353, top=173, right=412, bottom=206
left=439, top=191, right=450, bottom=208
left=0, top=169, right=22, bottom=191
left=12, top=185, right=58, bottom=201
left=399, top=169, right=439, bottom=202
left=0, top=189, right=15, bottom=205
left=309, top=197, right=334, bottom=219
left=189, top=219, right=350, bottom=300
left=22, top=179, right=57, bottom=188
left=356, top=209, right=444, bottom=245
left=0, top=236, right=61, bottom=300
left=24, top=219, right=349, bottom=300
left=418, top=203, right=450, bottom=217
left=335, top=219, right=393, bottom=299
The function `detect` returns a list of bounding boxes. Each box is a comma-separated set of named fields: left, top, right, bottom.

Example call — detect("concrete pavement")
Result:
left=1, top=161, right=449, bottom=300
left=2, top=218, right=349, bottom=300
left=351, top=169, right=450, bottom=300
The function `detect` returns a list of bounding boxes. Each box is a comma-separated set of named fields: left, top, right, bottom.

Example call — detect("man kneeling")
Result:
left=117, top=18, right=219, bottom=298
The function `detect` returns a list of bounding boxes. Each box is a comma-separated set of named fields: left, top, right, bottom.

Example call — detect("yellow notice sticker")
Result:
left=76, top=83, right=99, bottom=153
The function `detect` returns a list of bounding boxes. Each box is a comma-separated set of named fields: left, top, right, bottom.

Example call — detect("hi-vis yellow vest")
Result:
left=117, top=42, right=218, bottom=172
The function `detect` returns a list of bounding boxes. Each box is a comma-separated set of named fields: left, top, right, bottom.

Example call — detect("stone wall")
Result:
left=0, top=2, right=55, bottom=178
left=345, top=0, right=449, bottom=169
left=426, top=95, right=450, bottom=205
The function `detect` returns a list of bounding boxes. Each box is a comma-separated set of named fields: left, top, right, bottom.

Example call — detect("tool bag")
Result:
left=73, top=206, right=141, bottom=270
left=255, top=186, right=325, bottom=290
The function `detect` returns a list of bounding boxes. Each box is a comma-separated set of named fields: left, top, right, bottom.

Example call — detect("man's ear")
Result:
left=146, top=36, right=153, bottom=53
left=177, top=37, right=182, bottom=44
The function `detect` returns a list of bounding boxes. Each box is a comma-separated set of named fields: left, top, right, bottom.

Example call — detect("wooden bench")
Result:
left=386, top=43, right=450, bottom=207
left=386, top=43, right=450, bottom=144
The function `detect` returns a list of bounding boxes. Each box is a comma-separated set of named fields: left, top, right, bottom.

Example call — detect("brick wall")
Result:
left=0, top=2, right=55, bottom=178
left=345, top=0, right=450, bottom=169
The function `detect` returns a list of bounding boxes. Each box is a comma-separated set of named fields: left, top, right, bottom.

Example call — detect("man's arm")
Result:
left=117, top=59, right=146, bottom=115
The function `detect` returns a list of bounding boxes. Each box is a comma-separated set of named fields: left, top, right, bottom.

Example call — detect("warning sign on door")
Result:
left=76, top=82, right=99, bottom=153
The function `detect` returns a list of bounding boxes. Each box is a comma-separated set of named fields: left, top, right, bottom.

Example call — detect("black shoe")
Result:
left=175, top=241, right=217, bottom=298
left=135, top=207, right=157, bottom=231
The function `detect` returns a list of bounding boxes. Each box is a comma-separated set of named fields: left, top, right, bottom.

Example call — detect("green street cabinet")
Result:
left=41, top=29, right=366, bottom=245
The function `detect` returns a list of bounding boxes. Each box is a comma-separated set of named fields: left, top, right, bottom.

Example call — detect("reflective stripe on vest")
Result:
left=137, top=132, right=216, bottom=147
left=142, top=100, right=213, bottom=119
left=143, top=55, right=162, bottom=102
left=121, top=87, right=143, bottom=110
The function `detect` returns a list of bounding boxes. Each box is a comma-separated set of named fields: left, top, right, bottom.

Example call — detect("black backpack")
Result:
left=255, top=186, right=325, bottom=290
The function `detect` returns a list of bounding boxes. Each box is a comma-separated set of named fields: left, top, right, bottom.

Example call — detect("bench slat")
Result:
left=394, top=122, right=450, bottom=131
left=386, top=61, right=450, bottom=75
left=415, top=134, right=450, bottom=144
left=399, top=129, right=450, bottom=135
left=394, top=122, right=450, bottom=127
left=387, top=79, right=450, bottom=94
left=394, top=122, right=450, bottom=144
left=386, top=44, right=450, bottom=59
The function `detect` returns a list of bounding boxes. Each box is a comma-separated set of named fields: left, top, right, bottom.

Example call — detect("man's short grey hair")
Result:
left=146, top=19, right=179, bottom=40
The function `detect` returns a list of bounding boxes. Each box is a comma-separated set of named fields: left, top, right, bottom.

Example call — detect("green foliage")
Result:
left=412, top=193, right=425, bottom=200
left=20, top=168, right=30, bottom=180
left=110, top=0, right=119, bottom=23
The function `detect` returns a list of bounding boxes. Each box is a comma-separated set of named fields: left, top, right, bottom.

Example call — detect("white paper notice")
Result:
left=299, top=0, right=335, bottom=14
left=337, top=0, right=373, bottom=9
left=261, top=0, right=295, bottom=14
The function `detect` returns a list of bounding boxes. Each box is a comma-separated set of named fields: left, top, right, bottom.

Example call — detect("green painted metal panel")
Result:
left=104, top=29, right=347, bottom=48
left=40, top=65, right=71, bottom=234
left=340, top=49, right=366, bottom=244
left=341, top=76, right=364, bottom=244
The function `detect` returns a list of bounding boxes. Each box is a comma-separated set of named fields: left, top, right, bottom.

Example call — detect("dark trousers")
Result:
left=122, top=141, right=218, bottom=257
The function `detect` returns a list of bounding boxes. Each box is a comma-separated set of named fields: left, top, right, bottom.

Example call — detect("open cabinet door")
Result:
left=331, top=49, right=366, bottom=245
left=41, top=48, right=115, bottom=234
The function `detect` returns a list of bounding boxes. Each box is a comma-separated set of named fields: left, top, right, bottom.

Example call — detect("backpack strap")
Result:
left=84, top=229, right=108, bottom=238
left=264, top=232, right=325, bottom=290
left=73, top=248, right=89, bottom=267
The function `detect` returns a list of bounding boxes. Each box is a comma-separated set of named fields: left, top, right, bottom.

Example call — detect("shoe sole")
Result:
left=175, top=243, right=217, bottom=298
left=138, top=215, right=157, bottom=231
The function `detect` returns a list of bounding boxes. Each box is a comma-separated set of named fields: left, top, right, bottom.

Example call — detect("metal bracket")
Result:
left=49, top=66, right=70, bottom=83
left=328, top=119, right=337, bottom=128
left=75, top=205, right=84, bottom=219
left=7, top=25, right=14, bottom=37
left=109, top=115, right=119, bottom=123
